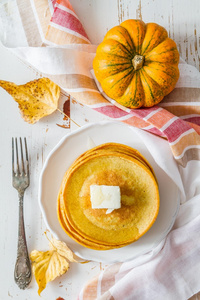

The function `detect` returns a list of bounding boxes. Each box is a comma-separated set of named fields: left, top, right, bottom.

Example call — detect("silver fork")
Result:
left=12, top=137, right=32, bottom=289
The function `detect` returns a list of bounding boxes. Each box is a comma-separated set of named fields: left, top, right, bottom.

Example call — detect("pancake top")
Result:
left=59, top=148, right=159, bottom=245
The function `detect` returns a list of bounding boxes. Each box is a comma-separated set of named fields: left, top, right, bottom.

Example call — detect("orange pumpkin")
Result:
left=93, top=19, right=180, bottom=109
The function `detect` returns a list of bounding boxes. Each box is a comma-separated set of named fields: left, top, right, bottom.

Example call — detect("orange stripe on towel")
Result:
left=46, top=25, right=89, bottom=44
left=170, top=130, right=200, bottom=158
left=161, top=105, right=200, bottom=117
left=122, top=116, right=150, bottom=128
left=56, top=0, right=75, bottom=11
left=82, top=276, right=98, bottom=299
left=147, top=109, right=175, bottom=129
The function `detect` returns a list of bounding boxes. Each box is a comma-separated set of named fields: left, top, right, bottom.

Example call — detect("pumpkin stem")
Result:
left=132, top=55, right=144, bottom=70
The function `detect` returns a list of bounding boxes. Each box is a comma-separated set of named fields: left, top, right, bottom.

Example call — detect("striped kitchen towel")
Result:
left=1, top=1, right=200, bottom=299
left=5, top=0, right=200, bottom=167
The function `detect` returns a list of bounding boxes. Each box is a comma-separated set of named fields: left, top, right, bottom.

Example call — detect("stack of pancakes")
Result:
left=57, top=143, right=159, bottom=250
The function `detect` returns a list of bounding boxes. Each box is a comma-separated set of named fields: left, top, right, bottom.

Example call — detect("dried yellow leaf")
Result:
left=30, top=237, right=77, bottom=295
left=0, top=78, right=60, bottom=124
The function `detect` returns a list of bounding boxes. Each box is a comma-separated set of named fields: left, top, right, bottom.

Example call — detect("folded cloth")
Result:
left=1, top=1, right=200, bottom=299
left=78, top=129, right=200, bottom=300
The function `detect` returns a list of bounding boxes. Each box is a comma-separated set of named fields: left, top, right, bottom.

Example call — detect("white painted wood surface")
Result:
left=0, top=1, right=199, bottom=299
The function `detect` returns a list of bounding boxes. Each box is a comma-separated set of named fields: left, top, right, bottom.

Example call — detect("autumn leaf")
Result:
left=0, top=78, right=60, bottom=124
left=30, top=236, right=77, bottom=295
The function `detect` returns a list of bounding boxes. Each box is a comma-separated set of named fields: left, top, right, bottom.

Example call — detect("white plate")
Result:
left=39, top=121, right=180, bottom=263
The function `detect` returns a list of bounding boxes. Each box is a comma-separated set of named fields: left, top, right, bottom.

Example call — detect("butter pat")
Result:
left=90, top=185, right=121, bottom=211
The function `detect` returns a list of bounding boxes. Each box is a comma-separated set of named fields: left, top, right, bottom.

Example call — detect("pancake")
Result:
left=57, top=196, right=116, bottom=250
left=57, top=143, right=159, bottom=250
left=71, top=143, right=155, bottom=176
left=58, top=157, right=132, bottom=249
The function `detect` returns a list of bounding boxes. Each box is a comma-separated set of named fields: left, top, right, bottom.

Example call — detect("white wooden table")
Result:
left=0, top=1, right=199, bottom=299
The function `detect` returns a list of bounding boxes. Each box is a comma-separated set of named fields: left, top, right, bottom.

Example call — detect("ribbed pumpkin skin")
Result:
left=93, top=19, right=180, bottom=109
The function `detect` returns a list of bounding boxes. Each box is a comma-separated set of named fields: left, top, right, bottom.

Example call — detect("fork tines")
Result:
left=12, top=137, right=29, bottom=177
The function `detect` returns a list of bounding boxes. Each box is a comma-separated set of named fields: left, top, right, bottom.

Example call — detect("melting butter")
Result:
left=90, top=185, right=121, bottom=213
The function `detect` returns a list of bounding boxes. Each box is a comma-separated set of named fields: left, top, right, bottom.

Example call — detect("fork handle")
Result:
left=14, top=192, right=32, bottom=289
